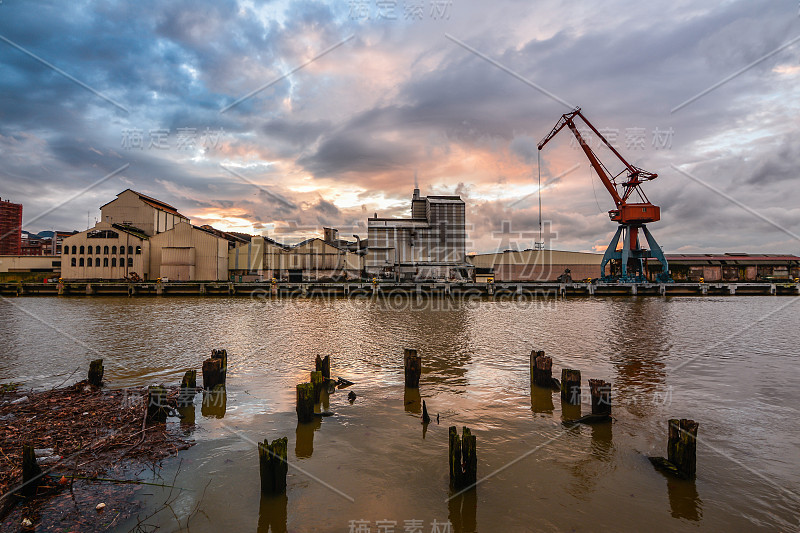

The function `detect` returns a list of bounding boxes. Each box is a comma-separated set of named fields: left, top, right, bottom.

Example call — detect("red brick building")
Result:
left=0, top=198, right=23, bottom=255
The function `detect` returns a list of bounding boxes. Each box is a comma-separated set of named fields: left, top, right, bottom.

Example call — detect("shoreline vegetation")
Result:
left=0, top=380, right=195, bottom=531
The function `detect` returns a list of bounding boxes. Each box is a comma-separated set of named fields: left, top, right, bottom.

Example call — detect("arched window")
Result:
left=85, top=246, right=90, bottom=254
left=111, top=257, right=116, bottom=267
left=103, top=258, right=109, bottom=267
left=111, top=246, right=117, bottom=254
left=135, top=246, right=141, bottom=255
left=119, top=246, right=125, bottom=255
left=95, top=245, right=101, bottom=255
left=127, top=257, right=133, bottom=267
left=71, top=258, right=76, bottom=267
left=128, top=246, right=133, bottom=255
left=71, top=245, right=77, bottom=254
left=79, top=258, right=84, bottom=267
left=63, top=247, right=68, bottom=255
left=104, top=246, right=109, bottom=254
left=95, top=257, right=101, bottom=267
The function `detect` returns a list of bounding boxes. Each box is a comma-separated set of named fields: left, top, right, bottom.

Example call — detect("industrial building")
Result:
left=366, top=188, right=472, bottom=281
left=0, top=198, right=23, bottom=255
left=468, top=249, right=603, bottom=282
left=650, top=254, right=800, bottom=282
left=228, top=231, right=362, bottom=282
left=61, top=191, right=237, bottom=281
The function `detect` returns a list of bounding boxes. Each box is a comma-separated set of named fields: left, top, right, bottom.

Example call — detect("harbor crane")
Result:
left=537, top=107, right=670, bottom=282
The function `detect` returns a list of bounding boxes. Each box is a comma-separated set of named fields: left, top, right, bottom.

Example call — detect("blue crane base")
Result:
left=600, top=224, right=672, bottom=283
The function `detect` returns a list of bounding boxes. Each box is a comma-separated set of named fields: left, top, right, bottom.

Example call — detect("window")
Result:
left=95, top=245, right=100, bottom=255
left=135, top=246, right=141, bottom=255
left=103, top=258, right=108, bottom=267
left=111, top=245, right=117, bottom=254
left=103, top=246, right=109, bottom=254
left=72, top=245, right=77, bottom=254
left=128, top=246, right=133, bottom=255
left=95, top=257, right=101, bottom=267
left=127, top=257, right=133, bottom=267
left=111, top=257, right=116, bottom=267
left=71, top=258, right=76, bottom=267
left=79, top=258, right=84, bottom=267
left=63, top=247, right=68, bottom=255
left=119, top=246, right=125, bottom=255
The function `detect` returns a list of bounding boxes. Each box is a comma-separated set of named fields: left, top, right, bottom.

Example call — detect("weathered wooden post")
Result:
left=201, top=384, right=227, bottom=418
left=177, top=370, right=196, bottom=406
left=296, top=383, right=315, bottom=423
left=588, top=379, right=611, bottom=417
left=529, top=350, right=545, bottom=384
left=88, top=358, right=104, bottom=387
left=560, top=369, right=581, bottom=404
left=422, top=400, right=431, bottom=424
left=310, top=371, right=324, bottom=403
left=22, top=444, right=42, bottom=497
left=668, top=419, right=698, bottom=478
left=258, top=437, right=288, bottom=494
left=404, top=348, right=422, bottom=388
left=147, top=385, right=170, bottom=422
left=534, top=354, right=553, bottom=388
left=315, top=355, right=330, bottom=380
left=202, top=349, right=228, bottom=389
left=449, top=426, right=477, bottom=489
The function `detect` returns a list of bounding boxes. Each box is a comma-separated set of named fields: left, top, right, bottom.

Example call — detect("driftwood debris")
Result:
left=202, top=349, right=228, bottom=389
left=296, top=383, right=315, bottom=423
left=88, top=359, right=104, bottom=387
left=650, top=419, right=699, bottom=479
left=449, top=426, right=477, bottom=490
left=258, top=437, right=288, bottom=494
left=404, top=349, right=422, bottom=388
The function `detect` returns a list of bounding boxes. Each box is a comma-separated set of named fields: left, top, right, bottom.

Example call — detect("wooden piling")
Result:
left=529, top=350, right=545, bottom=384
left=88, top=358, right=104, bottom=387
left=258, top=437, right=288, bottom=494
left=315, top=355, right=330, bottom=380
left=449, top=426, right=477, bottom=489
left=404, top=349, right=422, bottom=388
left=296, top=383, right=315, bottom=423
left=668, top=419, right=698, bottom=478
left=310, top=371, right=324, bottom=403
left=147, top=385, right=170, bottom=422
left=588, top=379, right=611, bottom=417
left=560, top=369, right=581, bottom=405
left=22, top=443, right=42, bottom=497
left=202, top=349, right=227, bottom=389
left=178, top=370, right=196, bottom=406
left=534, top=354, right=553, bottom=388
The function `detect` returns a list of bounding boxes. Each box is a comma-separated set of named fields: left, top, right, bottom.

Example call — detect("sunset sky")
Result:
left=1, top=0, right=799, bottom=254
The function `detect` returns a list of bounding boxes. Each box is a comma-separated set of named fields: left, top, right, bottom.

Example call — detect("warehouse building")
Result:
left=366, top=188, right=471, bottom=281
left=468, top=249, right=603, bottom=282
left=649, top=254, right=800, bottom=282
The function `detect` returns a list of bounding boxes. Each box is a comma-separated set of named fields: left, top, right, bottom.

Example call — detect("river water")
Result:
left=1, top=295, right=798, bottom=532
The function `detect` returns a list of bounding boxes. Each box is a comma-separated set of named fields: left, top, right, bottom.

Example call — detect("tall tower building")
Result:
left=0, top=198, right=23, bottom=255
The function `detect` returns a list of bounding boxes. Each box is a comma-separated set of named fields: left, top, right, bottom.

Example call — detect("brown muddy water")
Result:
left=1, top=295, right=799, bottom=532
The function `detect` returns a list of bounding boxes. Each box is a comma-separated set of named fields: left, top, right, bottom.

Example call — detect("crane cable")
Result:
left=537, top=149, right=543, bottom=246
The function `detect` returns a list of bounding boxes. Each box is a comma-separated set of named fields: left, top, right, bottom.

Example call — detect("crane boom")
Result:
left=537, top=107, right=670, bottom=282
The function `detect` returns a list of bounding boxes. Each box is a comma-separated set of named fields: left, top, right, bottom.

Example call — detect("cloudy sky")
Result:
left=1, top=0, right=799, bottom=254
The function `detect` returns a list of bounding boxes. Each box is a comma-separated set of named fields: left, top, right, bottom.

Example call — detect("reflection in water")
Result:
left=667, top=477, right=702, bottom=521
left=590, top=421, right=613, bottom=461
left=321, top=389, right=330, bottom=411
left=257, top=493, right=288, bottom=533
left=448, top=488, right=477, bottom=533
left=561, top=402, right=581, bottom=422
left=530, top=385, right=554, bottom=415
left=295, top=418, right=322, bottom=459
left=404, top=387, right=421, bottom=414
left=201, top=385, right=227, bottom=418
left=606, top=299, right=669, bottom=417
left=177, top=404, right=195, bottom=426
